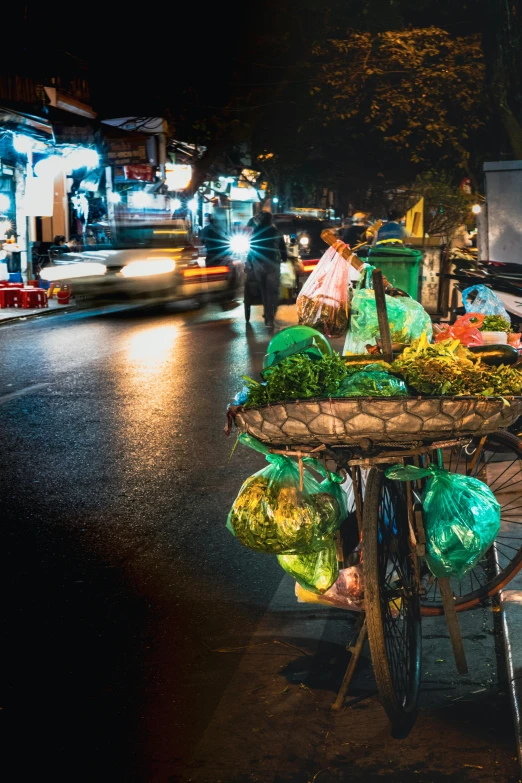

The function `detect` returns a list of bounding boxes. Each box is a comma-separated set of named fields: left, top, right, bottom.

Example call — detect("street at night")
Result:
left=3, top=2, right=522, bottom=780
left=1, top=304, right=519, bottom=782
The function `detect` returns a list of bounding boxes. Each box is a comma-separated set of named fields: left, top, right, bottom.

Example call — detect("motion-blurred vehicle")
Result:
left=272, top=211, right=339, bottom=290
left=40, top=220, right=242, bottom=305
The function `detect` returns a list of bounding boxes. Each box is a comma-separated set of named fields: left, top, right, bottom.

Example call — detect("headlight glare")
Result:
left=120, top=259, right=176, bottom=278
left=40, top=263, right=107, bottom=281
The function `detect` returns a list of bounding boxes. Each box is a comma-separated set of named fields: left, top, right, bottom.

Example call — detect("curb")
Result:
left=0, top=303, right=76, bottom=325
left=0, top=298, right=162, bottom=326
left=500, top=574, right=522, bottom=775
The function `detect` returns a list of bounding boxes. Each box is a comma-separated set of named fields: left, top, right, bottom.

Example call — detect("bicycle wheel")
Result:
left=363, top=467, right=421, bottom=738
left=420, top=430, right=522, bottom=616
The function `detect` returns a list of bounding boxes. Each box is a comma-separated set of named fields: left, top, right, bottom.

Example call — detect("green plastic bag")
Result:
left=385, top=464, right=500, bottom=579
left=334, top=365, right=407, bottom=397
left=350, top=268, right=432, bottom=346
left=227, top=434, right=342, bottom=554
left=277, top=538, right=339, bottom=593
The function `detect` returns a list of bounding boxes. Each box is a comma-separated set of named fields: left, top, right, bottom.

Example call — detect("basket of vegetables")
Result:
left=231, top=336, right=522, bottom=447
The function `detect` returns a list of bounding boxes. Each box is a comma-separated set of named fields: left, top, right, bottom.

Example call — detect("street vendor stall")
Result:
left=225, top=231, right=522, bottom=738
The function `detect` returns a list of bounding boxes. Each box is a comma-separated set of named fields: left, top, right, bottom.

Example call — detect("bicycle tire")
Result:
left=363, top=467, right=421, bottom=738
left=420, top=430, right=522, bottom=616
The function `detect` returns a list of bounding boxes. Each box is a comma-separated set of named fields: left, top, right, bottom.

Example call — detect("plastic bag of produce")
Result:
left=334, top=364, right=407, bottom=397
left=278, top=538, right=339, bottom=593
left=295, top=563, right=364, bottom=610
left=385, top=464, right=500, bottom=579
left=227, top=434, right=342, bottom=554
left=434, top=312, right=484, bottom=347
left=296, top=246, right=351, bottom=337
left=350, top=270, right=432, bottom=346
left=461, top=284, right=511, bottom=323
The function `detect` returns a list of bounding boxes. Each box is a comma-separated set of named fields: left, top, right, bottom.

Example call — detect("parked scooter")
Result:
left=445, top=253, right=522, bottom=332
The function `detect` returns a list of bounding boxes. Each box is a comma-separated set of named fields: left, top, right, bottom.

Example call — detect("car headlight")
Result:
left=40, top=263, right=107, bottom=281
left=120, top=259, right=176, bottom=278
left=299, top=236, right=310, bottom=246
left=229, top=234, right=250, bottom=254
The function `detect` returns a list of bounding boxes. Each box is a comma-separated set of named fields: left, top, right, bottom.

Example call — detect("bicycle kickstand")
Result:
left=438, top=578, right=468, bottom=675
left=332, top=614, right=368, bottom=711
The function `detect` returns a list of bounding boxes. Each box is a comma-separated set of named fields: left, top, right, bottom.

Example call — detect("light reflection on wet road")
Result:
left=0, top=301, right=296, bottom=782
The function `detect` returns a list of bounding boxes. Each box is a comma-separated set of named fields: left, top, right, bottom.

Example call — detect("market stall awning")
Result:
left=0, top=106, right=53, bottom=141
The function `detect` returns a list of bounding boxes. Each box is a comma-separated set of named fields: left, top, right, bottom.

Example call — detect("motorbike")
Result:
left=444, top=249, right=522, bottom=332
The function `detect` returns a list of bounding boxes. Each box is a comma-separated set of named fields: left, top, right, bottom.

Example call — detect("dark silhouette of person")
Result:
left=249, top=211, right=288, bottom=329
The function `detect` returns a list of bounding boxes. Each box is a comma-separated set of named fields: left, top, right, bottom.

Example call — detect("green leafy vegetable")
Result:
left=392, top=334, right=522, bottom=396
left=479, top=315, right=512, bottom=333
left=243, top=353, right=350, bottom=407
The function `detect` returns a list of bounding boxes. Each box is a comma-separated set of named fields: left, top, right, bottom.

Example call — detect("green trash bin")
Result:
left=367, top=244, right=423, bottom=300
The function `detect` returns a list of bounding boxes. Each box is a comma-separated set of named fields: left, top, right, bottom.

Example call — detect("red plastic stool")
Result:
left=18, top=288, right=48, bottom=309
left=0, top=288, right=21, bottom=307
left=7, top=282, right=24, bottom=288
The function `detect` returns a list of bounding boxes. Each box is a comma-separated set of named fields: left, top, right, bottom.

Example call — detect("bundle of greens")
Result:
left=243, top=353, right=350, bottom=407
left=228, top=471, right=341, bottom=554
left=297, top=294, right=348, bottom=338
left=277, top=539, right=339, bottom=593
left=334, top=365, right=408, bottom=397
left=392, top=334, right=522, bottom=396
left=479, top=315, right=512, bottom=333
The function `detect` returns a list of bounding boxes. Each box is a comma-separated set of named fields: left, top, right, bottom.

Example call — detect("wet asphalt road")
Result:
left=1, top=300, right=292, bottom=782
left=1, top=301, right=519, bottom=783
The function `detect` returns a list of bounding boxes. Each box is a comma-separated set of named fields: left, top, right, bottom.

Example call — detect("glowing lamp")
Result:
left=34, top=156, right=63, bottom=178
left=229, top=234, right=251, bottom=254
left=66, top=148, right=100, bottom=171
left=472, top=204, right=482, bottom=215
left=13, top=134, right=34, bottom=154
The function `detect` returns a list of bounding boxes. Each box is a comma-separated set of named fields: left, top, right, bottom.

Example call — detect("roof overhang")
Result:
left=44, top=87, right=97, bottom=119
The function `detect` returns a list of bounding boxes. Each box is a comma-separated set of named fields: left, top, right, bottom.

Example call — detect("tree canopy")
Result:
left=310, top=28, right=487, bottom=169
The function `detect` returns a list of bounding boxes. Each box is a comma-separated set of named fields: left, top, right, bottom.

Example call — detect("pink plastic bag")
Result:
left=295, top=564, right=364, bottom=611
left=296, top=246, right=351, bottom=337
left=434, top=312, right=484, bottom=347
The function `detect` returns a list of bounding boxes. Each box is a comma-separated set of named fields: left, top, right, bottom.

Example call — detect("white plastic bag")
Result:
left=280, top=260, right=296, bottom=289
left=296, top=246, right=352, bottom=337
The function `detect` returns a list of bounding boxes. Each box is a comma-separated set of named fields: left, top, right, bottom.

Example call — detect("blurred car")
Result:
left=40, top=221, right=242, bottom=305
left=271, top=213, right=337, bottom=290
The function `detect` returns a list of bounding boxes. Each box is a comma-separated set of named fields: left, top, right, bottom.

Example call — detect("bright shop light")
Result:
left=472, top=204, right=482, bottom=214
left=299, top=236, right=310, bottom=246
left=65, top=147, right=100, bottom=170
left=165, top=164, right=192, bottom=191
left=272, top=197, right=279, bottom=204
left=188, top=198, right=198, bottom=212
left=229, top=234, right=251, bottom=254
left=0, top=194, right=10, bottom=211
left=120, top=259, right=176, bottom=278
left=34, top=155, right=63, bottom=178
left=107, top=191, right=122, bottom=204
left=13, top=134, right=34, bottom=154
left=172, top=198, right=182, bottom=210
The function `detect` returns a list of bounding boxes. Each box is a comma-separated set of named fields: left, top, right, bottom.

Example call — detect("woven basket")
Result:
left=233, top=396, right=522, bottom=447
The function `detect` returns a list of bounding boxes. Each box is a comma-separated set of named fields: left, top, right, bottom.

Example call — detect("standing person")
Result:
left=341, top=212, right=370, bottom=247
left=199, top=214, right=229, bottom=266
left=249, top=210, right=288, bottom=330
left=48, top=235, right=67, bottom=258
left=376, top=210, right=410, bottom=243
